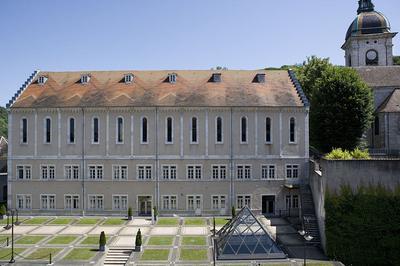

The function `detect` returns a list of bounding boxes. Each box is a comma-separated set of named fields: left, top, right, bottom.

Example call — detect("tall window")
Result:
left=41, top=195, right=56, bottom=210
left=113, top=165, right=128, bottom=180
left=116, top=117, right=124, bottom=143
left=265, top=117, right=272, bottom=143
left=88, top=195, right=104, bottom=210
left=141, top=117, right=148, bottom=143
left=237, top=165, right=251, bottom=179
left=187, top=195, right=202, bottom=210
left=289, top=117, right=296, bottom=143
left=41, top=165, right=55, bottom=180
left=65, top=195, right=80, bottom=209
left=240, top=116, right=248, bottom=143
left=286, top=165, right=299, bottom=179
left=162, top=165, right=177, bottom=180
left=112, top=195, right=128, bottom=210
left=17, top=194, right=32, bottom=209
left=162, top=195, right=177, bottom=210
left=286, top=195, right=299, bottom=209
left=190, top=117, right=198, bottom=143
left=21, top=118, right=28, bottom=144
left=44, top=117, right=51, bottom=143
left=166, top=117, right=173, bottom=144
left=216, top=117, right=223, bottom=143
left=88, top=165, right=103, bottom=179
left=237, top=195, right=251, bottom=209
left=187, top=165, right=202, bottom=179
left=64, top=165, right=79, bottom=180
left=212, top=195, right=226, bottom=210
left=68, top=117, right=75, bottom=144
left=137, top=165, right=152, bottom=180
left=374, top=116, right=380, bottom=135
left=92, top=117, right=99, bottom=143
left=212, top=165, right=227, bottom=180
left=17, top=165, right=31, bottom=179
left=261, top=165, right=276, bottom=179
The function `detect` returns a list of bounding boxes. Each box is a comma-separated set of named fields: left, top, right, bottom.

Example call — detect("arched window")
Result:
left=265, top=117, right=272, bottom=143
left=191, top=117, right=198, bottom=143
left=216, top=116, right=223, bottom=143
left=374, top=116, right=380, bottom=136
left=141, top=117, right=148, bottom=143
left=240, top=116, right=248, bottom=143
left=117, top=117, right=124, bottom=143
left=92, top=117, right=99, bottom=143
left=289, top=117, right=296, bottom=143
left=166, top=117, right=173, bottom=143
left=44, top=117, right=51, bottom=143
left=68, top=117, right=75, bottom=144
left=21, top=118, right=28, bottom=144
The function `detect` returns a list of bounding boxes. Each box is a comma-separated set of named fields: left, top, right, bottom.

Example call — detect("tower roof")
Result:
left=345, top=0, right=391, bottom=40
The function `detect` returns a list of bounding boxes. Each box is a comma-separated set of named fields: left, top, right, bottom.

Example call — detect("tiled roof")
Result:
left=377, top=88, right=400, bottom=113
left=10, top=70, right=307, bottom=108
left=355, top=66, right=400, bottom=87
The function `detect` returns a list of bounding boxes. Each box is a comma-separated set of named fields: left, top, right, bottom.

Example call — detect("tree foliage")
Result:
left=296, top=57, right=374, bottom=152
left=393, top=56, right=400, bottom=65
left=0, top=107, right=7, bottom=138
left=325, top=185, right=400, bottom=266
left=325, top=148, right=370, bottom=160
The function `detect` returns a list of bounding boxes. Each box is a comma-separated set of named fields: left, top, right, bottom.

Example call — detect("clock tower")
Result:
left=342, top=0, right=397, bottom=67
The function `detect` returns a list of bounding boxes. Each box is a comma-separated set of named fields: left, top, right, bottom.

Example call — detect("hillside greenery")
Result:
left=325, top=185, right=400, bottom=266
left=0, top=107, right=7, bottom=138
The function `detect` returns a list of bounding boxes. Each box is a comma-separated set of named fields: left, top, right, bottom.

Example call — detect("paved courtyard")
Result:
left=0, top=216, right=333, bottom=266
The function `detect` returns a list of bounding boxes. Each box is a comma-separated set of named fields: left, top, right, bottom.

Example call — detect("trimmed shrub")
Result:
left=0, top=205, right=6, bottom=216
left=99, top=231, right=106, bottom=251
left=128, top=207, right=132, bottom=217
left=135, top=229, right=142, bottom=247
left=153, top=206, right=158, bottom=219
left=350, top=148, right=370, bottom=159
left=231, top=206, right=236, bottom=218
left=325, top=148, right=352, bottom=159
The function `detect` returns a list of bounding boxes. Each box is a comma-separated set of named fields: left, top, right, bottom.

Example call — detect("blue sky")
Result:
left=1, top=0, right=399, bottom=106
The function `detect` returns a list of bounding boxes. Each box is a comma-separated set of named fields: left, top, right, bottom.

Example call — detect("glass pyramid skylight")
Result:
left=215, top=206, right=287, bottom=260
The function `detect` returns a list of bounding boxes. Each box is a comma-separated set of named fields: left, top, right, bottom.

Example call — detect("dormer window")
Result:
left=212, top=73, right=222, bottom=83
left=168, top=73, right=177, bottom=84
left=38, top=76, right=48, bottom=85
left=256, top=74, right=266, bottom=83
left=81, top=74, right=90, bottom=84
left=124, top=74, right=134, bottom=84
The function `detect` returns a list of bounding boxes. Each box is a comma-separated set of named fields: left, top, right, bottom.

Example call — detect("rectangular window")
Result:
left=187, top=195, right=202, bottom=210
left=237, top=165, right=251, bottom=179
left=64, top=165, right=79, bottom=180
left=190, top=117, right=198, bottom=144
left=261, top=165, right=276, bottom=179
left=166, top=117, right=173, bottom=144
left=21, top=118, right=28, bottom=144
left=92, top=117, right=99, bottom=144
left=112, top=195, right=128, bottom=210
left=116, top=117, right=124, bottom=144
left=17, top=165, right=31, bottom=180
left=16, top=194, right=31, bottom=209
left=141, top=117, right=148, bottom=144
left=44, top=118, right=51, bottom=144
left=162, top=195, right=177, bottom=210
left=187, top=165, right=202, bottom=179
left=162, top=165, right=177, bottom=180
left=113, top=165, right=128, bottom=180
left=137, top=165, right=152, bottom=180
left=237, top=195, right=251, bottom=209
left=286, top=165, right=299, bottom=179
left=212, top=195, right=226, bottom=210
left=216, top=117, right=223, bottom=143
left=212, top=165, right=227, bottom=180
left=265, top=117, right=272, bottom=143
left=68, top=118, right=75, bottom=144
left=41, top=165, right=55, bottom=180
left=289, top=117, right=296, bottom=143
left=88, top=195, right=104, bottom=210
left=65, top=195, right=80, bottom=209
left=88, top=165, right=103, bottom=180
left=286, top=195, right=299, bottom=209
left=41, top=194, right=56, bottom=210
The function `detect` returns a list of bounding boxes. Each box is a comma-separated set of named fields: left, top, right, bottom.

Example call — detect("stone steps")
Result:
left=300, top=185, right=322, bottom=247
left=104, top=248, right=133, bottom=266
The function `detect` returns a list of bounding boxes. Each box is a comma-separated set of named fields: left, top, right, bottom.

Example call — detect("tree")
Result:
left=135, top=229, right=142, bottom=247
left=0, top=107, right=7, bottom=138
left=394, top=56, right=400, bottom=65
left=310, top=66, right=373, bottom=152
left=99, top=231, right=106, bottom=251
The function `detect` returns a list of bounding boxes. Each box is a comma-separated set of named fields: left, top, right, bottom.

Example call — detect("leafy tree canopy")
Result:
left=393, top=56, right=400, bottom=65
left=0, top=107, right=7, bottom=138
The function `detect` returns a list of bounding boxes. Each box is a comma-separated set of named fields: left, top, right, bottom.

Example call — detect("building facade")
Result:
left=7, top=70, right=309, bottom=216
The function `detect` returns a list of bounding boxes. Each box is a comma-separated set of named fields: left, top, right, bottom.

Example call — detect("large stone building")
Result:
left=343, top=0, right=400, bottom=154
left=6, top=70, right=309, bottom=216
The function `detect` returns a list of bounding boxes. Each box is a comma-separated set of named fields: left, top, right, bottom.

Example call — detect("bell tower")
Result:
left=342, top=0, right=397, bottom=67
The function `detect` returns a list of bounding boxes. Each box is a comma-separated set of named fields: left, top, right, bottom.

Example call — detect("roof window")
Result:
left=255, top=73, right=266, bottom=83
left=212, top=73, right=222, bottom=83
left=124, top=74, right=134, bottom=84
left=81, top=74, right=90, bottom=84
left=38, top=76, right=48, bottom=85
left=168, top=73, right=177, bottom=84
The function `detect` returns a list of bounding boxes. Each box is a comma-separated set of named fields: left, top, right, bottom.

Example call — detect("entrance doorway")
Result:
left=262, top=195, right=275, bottom=215
left=138, top=196, right=152, bottom=216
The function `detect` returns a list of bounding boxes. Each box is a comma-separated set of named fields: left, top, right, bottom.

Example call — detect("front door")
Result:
left=138, top=196, right=152, bottom=216
left=262, top=195, right=275, bottom=215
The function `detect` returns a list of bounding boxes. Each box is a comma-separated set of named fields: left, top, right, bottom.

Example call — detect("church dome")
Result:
left=345, top=0, right=391, bottom=40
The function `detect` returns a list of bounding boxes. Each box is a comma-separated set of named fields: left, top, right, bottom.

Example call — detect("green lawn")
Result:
left=0, top=235, right=10, bottom=243
left=25, top=248, right=62, bottom=260
left=80, top=236, right=100, bottom=245
left=0, top=248, right=26, bottom=261
left=47, top=236, right=78, bottom=245
left=0, top=219, right=7, bottom=224
left=184, top=218, right=206, bottom=226
left=180, top=248, right=208, bottom=261
left=148, top=236, right=174, bottom=246
left=15, top=235, right=46, bottom=245
left=140, top=249, right=170, bottom=261
left=156, top=218, right=179, bottom=226
left=182, top=236, right=206, bottom=246
left=63, top=248, right=97, bottom=261
left=102, top=218, right=125, bottom=225
left=49, top=218, right=75, bottom=225
left=76, top=218, right=100, bottom=225
left=22, top=217, right=51, bottom=225
left=214, top=217, right=230, bottom=226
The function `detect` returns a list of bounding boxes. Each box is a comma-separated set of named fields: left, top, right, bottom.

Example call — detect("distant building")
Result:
left=6, top=70, right=309, bottom=215
left=342, top=0, right=400, bottom=155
